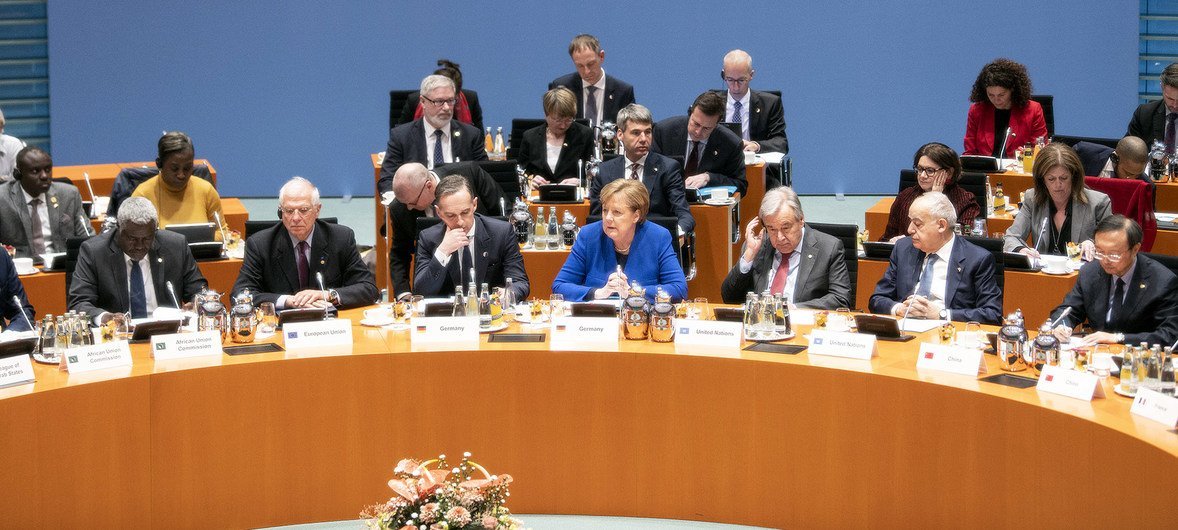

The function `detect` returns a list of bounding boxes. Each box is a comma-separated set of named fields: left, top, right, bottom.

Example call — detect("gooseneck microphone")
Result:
left=997, top=127, right=1014, bottom=163
left=165, top=280, right=181, bottom=309
left=13, top=296, right=33, bottom=331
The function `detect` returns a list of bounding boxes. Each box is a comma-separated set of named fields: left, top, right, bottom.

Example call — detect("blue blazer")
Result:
left=0, top=251, right=36, bottom=331
left=552, top=221, right=687, bottom=303
left=869, top=236, right=1002, bottom=325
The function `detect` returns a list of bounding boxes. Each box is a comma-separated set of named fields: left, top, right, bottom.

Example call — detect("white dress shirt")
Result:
left=20, top=187, right=54, bottom=252
left=424, top=121, right=453, bottom=169
left=545, top=142, right=562, bottom=174
left=726, top=91, right=752, bottom=141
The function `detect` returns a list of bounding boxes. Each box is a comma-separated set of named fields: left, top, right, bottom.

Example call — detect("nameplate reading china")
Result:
left=550, top=317, right=618, bottom=350
left=151, top=330, right=223, bottom=360
left=675, top=319, right=742, bottom=348
left=1130, top=387, right=1178, bottom=427
left=64, top=341, right=133, bottom=373
left=411, top=316, right=479, bottom=347
left=0, top=354, right=35, bottom=388
left=807, top=329, right=876, bottom=360
left=916, top=342, right=987, bottom=376
left=284, top=319, right=354, bottom=349
left=1035, top=364, right=1105, bottom=401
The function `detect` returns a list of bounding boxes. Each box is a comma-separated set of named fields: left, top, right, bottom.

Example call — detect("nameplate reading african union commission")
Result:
left=550, top=317, right=618, bottom=350
left=63, top=341, right=133, bottom=373
left=0, top=353, right=35, bottom=388
left=411, top=316, right=479, bottom=348
left=284, top=319, right=354, bottom=349
left=151, top=330, right=224, bottom=360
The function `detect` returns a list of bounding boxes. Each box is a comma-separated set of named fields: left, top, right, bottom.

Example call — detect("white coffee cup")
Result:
left=1040, top=255, right=1068, bottom=273
left=711, top=189, right=730, bottom=202
left=12, top=257, right=34, bottom=274
left=743, top=151, right=757, bottom=165
left=364, top=306, right=393, bottom=321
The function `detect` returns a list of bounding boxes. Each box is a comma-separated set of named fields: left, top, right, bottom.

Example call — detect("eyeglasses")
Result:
left=421, top=95, right=457, bottom=108
left=1093, top=250, right=1126, bottom=263
left=548, top=115, right=574, bottom=124
left=723, top=77, right=750, bottom=85
left=278, top=206, right=315, bottom=218
left=915, top=166, right=945, bottom=176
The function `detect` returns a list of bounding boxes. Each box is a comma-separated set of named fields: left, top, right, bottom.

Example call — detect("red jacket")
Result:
left=963, top=100, right=1047, bottom=158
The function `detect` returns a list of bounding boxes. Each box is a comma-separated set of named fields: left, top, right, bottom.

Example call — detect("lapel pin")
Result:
left=756, top=108, right=761, bottom=113
left=608, top=94, right=614, bottom=100
left=1140, top=283, right=1146, bottom=289
left=957, top=266, right=963, bottom=273
left=453, top=130, right=461, bottom=138
left=50, top=196, right=58, bottom=206
left=807, top=254, right=813, bottom=259
left=320, top=259, right=326, bottom=265
left=712, top=150, right=718, bottom=156
left=482, top=251, right=488, bottom=257
left=157, top=257, right=163, bottom=263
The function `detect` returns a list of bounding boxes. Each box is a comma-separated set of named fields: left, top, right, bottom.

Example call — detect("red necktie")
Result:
left=685, top=141, right=700, bottom=175
left=769, top=252, right=791, bottom=297
left=629, top=163, right=640, bottom=180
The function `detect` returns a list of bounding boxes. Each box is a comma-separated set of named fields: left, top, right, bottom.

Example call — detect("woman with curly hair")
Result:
left=963, top=58, right=1047, bottom=158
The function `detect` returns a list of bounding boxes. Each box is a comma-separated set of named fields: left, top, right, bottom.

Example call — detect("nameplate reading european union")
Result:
left=1131, top=387, right=1178, bottom=427
left=675, top=319, right=741, bottom=348
left=0, top=354, right=35, bottom=388
left=411, top=317, right=479, bottom=348
left=551, top=317, right=618, bottom=351
left=807, top=329, right=876, bottom=360
left=151, top=330, right=223, bottom=360
left=916, top=342, right=987, bottom=376
left=64, top=341, right=132, bottom=373
left=1036, top=364, right=1104, bottom=401
left=284, top=319, right=353, bottom=349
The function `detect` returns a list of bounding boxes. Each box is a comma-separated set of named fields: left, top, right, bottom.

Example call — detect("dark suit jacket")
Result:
left=517, top=122, right=594, bottom=182
left=68, top=229, right=207, bottom=321
left=378, top=119, right=488, bottom=193
left=0, top=180, right=89, bottom=260
left=589, top=152, right=695, bottom=232
left=233, top=219, right=377, bottom=309
left=398, top=89, right=484, bottom=132
left=719, top=225, right=851, bottom=309
left=720, top=90, right=789, bottom=154
left=0, top=250, right=35, bottom=331
left=869, top=236, right=1002, bottom=324
left=1127, top=99, right=1167, bottom=147
left=1050, top=254, right=1178, bottom=346
left=548, top=73, right=635, bottom=123
left=413, top=214, right=529, bottom=301
left=387, top=162, right=504, bottom=296
left=651, top=115, right=747, bottom=196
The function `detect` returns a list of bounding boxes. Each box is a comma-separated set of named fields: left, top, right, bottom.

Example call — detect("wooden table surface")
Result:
left=1, top=307, right=1174, bottom=528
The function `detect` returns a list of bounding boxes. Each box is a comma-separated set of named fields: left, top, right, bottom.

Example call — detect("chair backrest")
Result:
left=962, top=235, right=1005, bottom=290
left=1050, top=134, right=1119, bottom=150
left=898, top=169, right=988, bottom=215
left=106, top=164, right=213, bottom=217
left=1142, top=252, right=1178, bottom=278
left=806, top=222, right=859, bottom=309
left=1071, top=141, right=1115, bottom=176
left=389, top=90, right=416, bottom=130
left=1083, top=176, right=1157, bottom=251
left=476, top=160, right=522, bottom=202
left=1031, top=94, right=1054, bottom=138
left=508, top=118, right=545, bottom=161
left=244, top=217, right=338, bottom=241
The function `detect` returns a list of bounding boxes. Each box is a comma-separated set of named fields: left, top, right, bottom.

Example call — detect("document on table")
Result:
left=899, top=319, right=947, bottom=333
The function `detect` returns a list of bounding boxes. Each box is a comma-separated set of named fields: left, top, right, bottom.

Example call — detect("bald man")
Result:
left=1100, top=136, right=1151, bottom=183
left=719, top=49, right=788, bottom=154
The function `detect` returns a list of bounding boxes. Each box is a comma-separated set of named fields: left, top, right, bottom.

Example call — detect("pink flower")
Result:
left=393, top=459, right=419, bottom=474
left=482, top=515, right=498, bottom=528
left=398, top=525, right=415, bottom=530
left=446, top=506, right=473, bottom=527
left=429, top=524, right=447, bottom=530
left=387, top=479, right=418, bottom=502
left=419, top=502, right=441, bottom=523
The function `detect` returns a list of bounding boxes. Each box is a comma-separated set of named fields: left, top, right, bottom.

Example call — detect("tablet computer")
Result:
left=0, top=337, right=38, bottom=358
left=862, top=241, right=894, bottom=259
left=570, top=303, right=617, bottom=318
left=277, top=307, right=335, bottom=327
left=130, top=319, right=183, bottom=342
left=853, top=315, right=916, bottom=342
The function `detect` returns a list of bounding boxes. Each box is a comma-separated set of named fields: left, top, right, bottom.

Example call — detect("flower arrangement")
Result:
left=362, top=452, right=523, bottom=530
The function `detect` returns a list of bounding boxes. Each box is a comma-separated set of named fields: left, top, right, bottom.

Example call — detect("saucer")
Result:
left=1041, top=267, right=1071, bottom=276
left=15, top=267, right=38, bottom=276
left=704, top=198, right=736, bottom=206
left=360, top=317, right=396, bottom=327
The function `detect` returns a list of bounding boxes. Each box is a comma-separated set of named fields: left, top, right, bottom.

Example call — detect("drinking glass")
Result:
left=549, top=293, right=565, bottom=319
left=408, top=295, right=425, bottom=319
left=960, top=321, right=984, bottom=348
left=256, top=302, right=277, bottom=335
left=693, top=298, right=709, bottom=320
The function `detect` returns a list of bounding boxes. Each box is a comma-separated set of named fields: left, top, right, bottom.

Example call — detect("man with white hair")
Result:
left=719, top=50, right=788, bottom=154
left=0, top=108, right=27, bottom=181
left=68, top=197, right=206, bottom=322
left=378, top=74, right=487, bottom=192
left=870, top=192, right=1002, bottom=324
left=233, top=177, right=376, bottom=309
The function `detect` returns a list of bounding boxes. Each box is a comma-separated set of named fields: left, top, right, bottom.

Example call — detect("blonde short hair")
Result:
left=543, top=87, right=577, bottom=119
left=599, top=179, right=649, bottom=222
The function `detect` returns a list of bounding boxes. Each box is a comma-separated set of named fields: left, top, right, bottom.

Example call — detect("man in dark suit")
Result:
left=387, top=162, right=504, bottom=296
left=379, top=74, right=487, bottom=192
left=870, top=192, right=1002, bottom=324
left=1049, top=215, right=1178, bottom=346
left=0, top=251, right=36, bottom=331
left=548, top=34, right=635, bottom=126
left=652, top=91, right=747, bottom=196
left=720, top=186, right=849, bottom=308
left=720, top=50, right=788, bottom=155
left=589, top=104, right=694, bottom=233
left=233, top=177, right=376, bottom=309
left=0, top=146, right=89, bottom=261
left=413, top=175, right=529, bottom=301
left=1127, top=62, right=1178, bottom=153
left=68, top=197, right=206, bottom=323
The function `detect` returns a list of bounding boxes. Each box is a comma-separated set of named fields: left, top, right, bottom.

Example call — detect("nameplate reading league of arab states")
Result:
left=1131, top=387, right=1178, bottom=427
left=675, top=319, right=741, bottom=348
left=64, top=341, right=133, bottom=373
left=1036, top=364, right=1105, bottom=401
left=284, top=319, right=354, bottom=349
left=550, top=317, right=618, bottom=350
left=0, top=354, right=35, bottom=388
left=151, top=330, right=223, bottom=360
left=411, top=316, right=479, bottom=347
left=916, top=343, right=988, bottom=376
left=807, top=329, right=877, bottom=360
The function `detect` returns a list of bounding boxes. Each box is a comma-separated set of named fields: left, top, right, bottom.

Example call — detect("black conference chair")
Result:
left=897, top=169, right=988, bottom=215
left=507, top=118, right=544, bottom=161
left=1143, top=252, right=1178, bottom=278
left=243, top=217, right=338, bottom=241
left=389, top=90, right=416, bottom=130
left=585, top=215, right=695, bottom=280
left=410, top=216, right=509, bottom=291
left=962, top=235, right=1005, bottom=291
left=1051, top=134, right=1119, bottom=150
left=476, top=160, right=522, bottom=206
left=807, top=222, right=859, bottom=310
left=106, top=164, right=213, bottom=217
left=1031, top=94, right=1054, bottom=138
left=1072, top=141, right=1115, bottom=177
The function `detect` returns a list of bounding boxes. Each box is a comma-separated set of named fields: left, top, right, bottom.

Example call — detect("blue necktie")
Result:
left=733, top=100, right=743, bottom=125
left=432, top=129, right=444, bottom=168
left=129, top=259, right=148, bottom=318
left=915, top=254, right=937, bottom=298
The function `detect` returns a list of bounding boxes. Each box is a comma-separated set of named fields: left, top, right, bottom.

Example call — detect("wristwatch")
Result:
left=1114, top=332, right=1125, bottom=344
left=938, top=309, right=949, bottom=320
left=328, top=289, right=340, bottom=305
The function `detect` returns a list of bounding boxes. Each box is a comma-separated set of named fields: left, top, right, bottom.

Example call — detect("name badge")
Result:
left=807, top=329, right=877, bottom=360
left=284, top=319, right=354, bottom=349
left=1036, top=364, right=1105, bottom=401
left=674, top=319, right=741, bottom=349
left=916, top=342, right=988, bottom=376
left=1130, top=387, right=1178, bottom=427
left=411, top=316, right=479, bottom=348
left=64, top=341, right=133, bottom=373
left=551, top=317, right=618, bottom=351
left=0, top=354, right=35, bottom=389
left=151, top=330, right=223, bottom=360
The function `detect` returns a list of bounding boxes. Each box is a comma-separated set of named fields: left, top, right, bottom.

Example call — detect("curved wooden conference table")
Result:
left=1, top=308, right=1175, bottom=529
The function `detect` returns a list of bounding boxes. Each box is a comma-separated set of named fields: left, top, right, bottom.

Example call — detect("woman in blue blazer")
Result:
left=552, top=179, right=687, bottom=302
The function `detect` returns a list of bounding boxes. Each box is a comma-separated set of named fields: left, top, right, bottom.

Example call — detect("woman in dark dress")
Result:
left=517, top=87, right=594, bottom=186
left=881, top=142, right=981, bottom=241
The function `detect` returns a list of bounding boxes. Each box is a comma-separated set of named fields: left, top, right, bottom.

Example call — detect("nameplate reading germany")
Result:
left=284, top=319, right=354, bottom=349
left=0, top=353, right=35, bottom=388
left=64, top=341, right=133, bottom=373
left=152, top=330, right=224, bottom=360
left=411, top=317, right=479, bottom=347
left=551, top=317, right=618, bottom=350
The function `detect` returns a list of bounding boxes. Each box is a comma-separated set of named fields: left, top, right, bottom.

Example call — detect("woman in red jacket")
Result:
left=963, top=58, right=1046, bottom=158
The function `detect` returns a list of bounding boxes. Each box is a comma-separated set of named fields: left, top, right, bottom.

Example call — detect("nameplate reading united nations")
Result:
left=675, top=319, right=741, bottom=348
left=807, top=329, right=876, bottom=360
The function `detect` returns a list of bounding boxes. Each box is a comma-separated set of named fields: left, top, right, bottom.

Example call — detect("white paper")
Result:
left=899, top=318, right=947, bottom=333
left=757, top=152, right=787, bottom=164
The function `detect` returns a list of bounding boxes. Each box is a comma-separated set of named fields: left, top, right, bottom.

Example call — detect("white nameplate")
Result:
left=551, top=317, right=618, bottom=351
left=411, top=316, right=479, bottom=348
left=0, top=354, right=35, bottom=388
left=1036, top=364, right=1105, bottom=401
left=1130, top=387, right=1178, bottom=427
left=284, top=319, right=354, bottom=349
left=151, top=330, right=223, bottom=360
left=807, top=329, right=876, bottom=360
left=675, top=319, right=741, bottom=348
left=916, top=342, right=987, bottom=376
left=64, top=341, right=133, bottom=373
